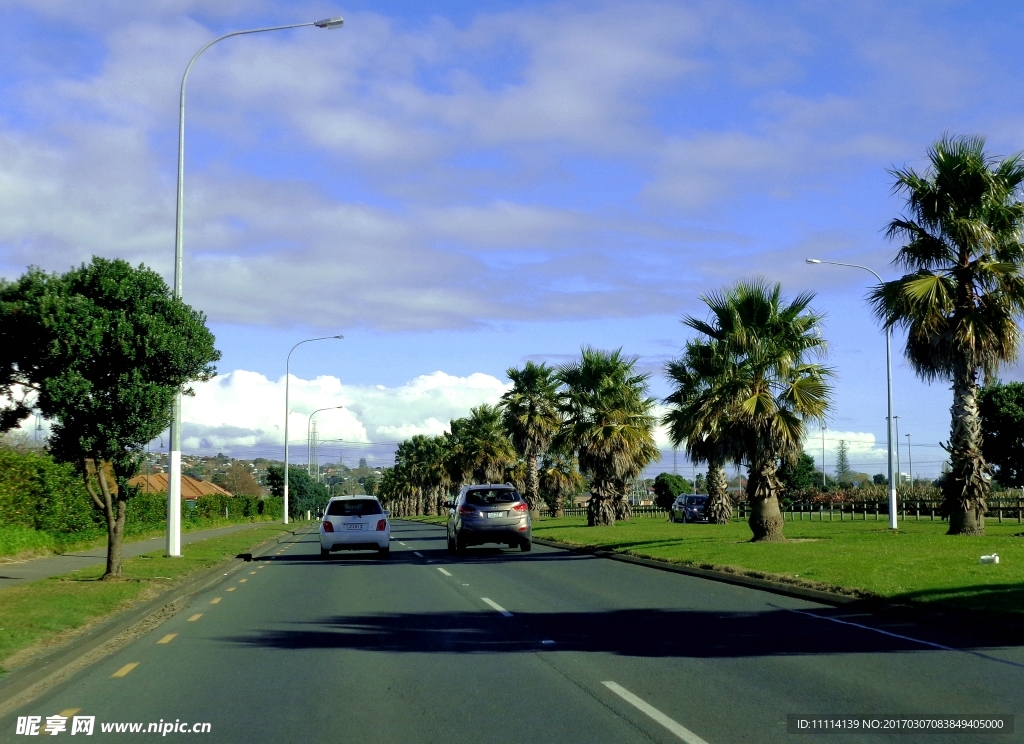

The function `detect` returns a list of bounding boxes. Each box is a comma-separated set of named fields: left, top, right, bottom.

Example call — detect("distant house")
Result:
left=128, top=473, right=232, bottom=500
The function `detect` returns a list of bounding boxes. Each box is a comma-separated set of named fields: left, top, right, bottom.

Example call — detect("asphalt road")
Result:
left=3, top=520, right=1022, bottom=743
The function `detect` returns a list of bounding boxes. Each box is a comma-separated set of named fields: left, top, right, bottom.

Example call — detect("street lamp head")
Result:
left=806, top=258, right=821, bottom=264
left=315, top=17, right=344, bottom=29
left=333, top=334, right=345, bottom=339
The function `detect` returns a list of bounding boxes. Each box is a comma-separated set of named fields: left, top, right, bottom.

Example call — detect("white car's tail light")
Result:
left=375, top=519, right=387, bottom=531
left=322, top=520, right=334, bottom=532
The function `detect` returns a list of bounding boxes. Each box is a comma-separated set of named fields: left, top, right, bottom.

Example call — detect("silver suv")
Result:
left=446, top=484, right=532, bottom=553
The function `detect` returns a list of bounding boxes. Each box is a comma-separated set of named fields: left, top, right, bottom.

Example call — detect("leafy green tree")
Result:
left=500, top=361, right=561, bottom=519
left=685, top=279, right=833, bottom=541
left=663, top=338, right=740, bottom=524
left=873, top=473, right=888, bottom=485
left=870, top=135, right=1024, bottom=535
left=0, top=257, right=219, bottom=577
left=652, top=472, right=692, bottom=510
left=978, top=381, right=1024, bottom=487
left=267, top=465, right=328, bottom=518
left=447, top=405, right=516, bottom=486
left=213, top=461, right=261, bottom=497
left=538, top=448, right=583, bottom=517
left=778, top=452, right=819, bottom=492
left=556, top=347, right=659, bottom=525
left=694, top=472, right=707, bottom=493
left=835, top=440, right=851, bottom=483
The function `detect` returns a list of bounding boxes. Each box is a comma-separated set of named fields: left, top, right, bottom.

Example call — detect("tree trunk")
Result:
left=704, top=459, right=732, bottom=524
left=85, top=459, right=126, bottom=579
left=587, top=486, right=615, bottom=526
left=944, top=367, right=989, bottom=536
left=524, top=448, right=542, bottom=521
left=747, top=456, right=785, bottom=542
left=552, top=494, right=564, bottom=518
left=424, top=489, right=436, bottom=517
left=613, top=493, right=631, bottom=521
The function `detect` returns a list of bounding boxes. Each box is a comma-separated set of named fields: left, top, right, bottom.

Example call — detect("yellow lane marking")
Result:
left=58, top=709, right=80, bottom=717
left=111, top=663, right=138, bottom=678
left=257, top=565, right=265, bottom=569
left=226, top=587, right=236, bottom=592
left=157, top=634, right=177, bottom=644
left=249, top=571, right=257, bottom=575
left=238, top=579, right=247, bottom=583
left=187, top=614, right=203, bottom=622
left=210, top=597, right=221, bottom=604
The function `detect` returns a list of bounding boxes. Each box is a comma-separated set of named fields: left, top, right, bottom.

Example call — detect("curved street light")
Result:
left=308, top=406, right=345, bottom=477
left=283, top=337, right=344, bottom=524
left=166, top=16, right=344, bottom=556
left=806, top=258, right=898, bottom=529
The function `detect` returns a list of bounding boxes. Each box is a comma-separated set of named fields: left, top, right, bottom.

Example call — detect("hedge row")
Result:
left=1, top=447, right=283, bottom=538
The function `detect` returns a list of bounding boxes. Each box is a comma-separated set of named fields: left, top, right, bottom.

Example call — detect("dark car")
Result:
left=669, top=494, right=709, bottom=523
left=446, top=484, right=532, bottom=553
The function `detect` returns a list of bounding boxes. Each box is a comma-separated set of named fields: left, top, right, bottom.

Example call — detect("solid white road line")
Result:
left=481, top=597, right=513, bottom=617
left=602, top=682, right=710, bottom=744
left=783, top=607, right=1024, bottom=670
left=436, top=567, right=452, bottom=576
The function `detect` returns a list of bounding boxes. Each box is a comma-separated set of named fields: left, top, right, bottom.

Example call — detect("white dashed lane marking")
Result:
left=481, top=598, right=512, bottom=617
left=436, top=567, right=452, bottom=576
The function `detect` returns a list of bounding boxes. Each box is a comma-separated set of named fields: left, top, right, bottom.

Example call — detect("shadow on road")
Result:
left=221, top=603, right=1019, bottom=661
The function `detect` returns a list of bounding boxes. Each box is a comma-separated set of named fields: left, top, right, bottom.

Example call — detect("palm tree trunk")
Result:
left=525, top=448, right=542, bottom=521
left=944, top=367, right=988, bottom=536
left=747, top=456, right=785, bottom=542
left=704, top=459, right=732, bottom=525
left=553, top=493, right=564, bottom=518
left=587, top=483, right=615, bottom=526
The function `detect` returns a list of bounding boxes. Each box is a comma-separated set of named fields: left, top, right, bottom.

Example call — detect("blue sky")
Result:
left=2, top=0, right=1023, bottom=477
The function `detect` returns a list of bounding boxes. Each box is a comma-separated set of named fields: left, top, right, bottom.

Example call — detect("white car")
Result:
left=319, top=495, right=390, bottom=558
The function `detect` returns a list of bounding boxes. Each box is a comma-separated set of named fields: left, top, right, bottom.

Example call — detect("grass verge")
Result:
left=0, top=522, right=296, bottom=674
left=533, top=516, right=1024, bottom=618
left=0, top=516, right=282, bottom=561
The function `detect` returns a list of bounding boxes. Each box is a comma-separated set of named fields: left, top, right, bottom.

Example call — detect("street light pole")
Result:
left=166, top=15, right=344, bottom=557
left=906, top=433, right=913, bottom=496
left=806, top=258, right=898, bottom=529
left=284, top=336, right=343, bottom=524
left=894, top=415, right=902, bottom=484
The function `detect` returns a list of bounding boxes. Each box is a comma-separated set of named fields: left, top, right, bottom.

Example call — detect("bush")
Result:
left=0, top=447, right=102, bottom=534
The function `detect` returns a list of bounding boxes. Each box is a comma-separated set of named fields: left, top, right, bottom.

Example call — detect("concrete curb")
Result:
left=0, top=526, right=310, bottom=718
left=531, top=537, right=861, bottom=606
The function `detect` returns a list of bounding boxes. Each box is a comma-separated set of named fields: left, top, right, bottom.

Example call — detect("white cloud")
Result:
left=179, top=368, right=509, bottom=453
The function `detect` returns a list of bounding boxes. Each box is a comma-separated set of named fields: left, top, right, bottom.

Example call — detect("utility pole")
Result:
left=906, top=433, right=913, bottom=495
left=673, top=446, right=677, bottom=475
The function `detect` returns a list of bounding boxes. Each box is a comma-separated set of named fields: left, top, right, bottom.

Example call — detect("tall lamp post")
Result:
left=806, top=258, right=898, bottom=529
left=283, top=337, right=343, bottom=523
left=166, top=16, right=344, bottom=556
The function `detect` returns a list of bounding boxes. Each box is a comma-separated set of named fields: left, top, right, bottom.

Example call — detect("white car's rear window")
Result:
left=326, top=499, right=383, bottom=516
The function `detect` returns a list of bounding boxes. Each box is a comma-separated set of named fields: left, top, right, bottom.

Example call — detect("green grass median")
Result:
left=0, top=522, right=298, bottom=675
left=533, top=516, right=1024, bottom=617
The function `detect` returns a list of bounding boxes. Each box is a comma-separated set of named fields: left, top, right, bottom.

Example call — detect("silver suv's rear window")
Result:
left=465, top=489, right=520, bottom=506
left=326, top=499, right=383, bottom=516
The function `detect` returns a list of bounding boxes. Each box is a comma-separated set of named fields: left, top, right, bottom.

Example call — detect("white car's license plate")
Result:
left=346, top=523, right=364, bottom=530
left=486, top=511, right=506, bottom=519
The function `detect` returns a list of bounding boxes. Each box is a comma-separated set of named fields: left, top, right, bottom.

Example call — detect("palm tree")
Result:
left=663, top=339, right=738, bottom=524
left=447, top=405, right=517, bottom=485
left=500, top=361, right=561, bottom=519
left=539, top=449, right=584, bottom=517
left=685, top=280, right=833, bottom=541
left=871, top=135, right=1024, bottom=535
left=556, top=347, right=659, bottom=526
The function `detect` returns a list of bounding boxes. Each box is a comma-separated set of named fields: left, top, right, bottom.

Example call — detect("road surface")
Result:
left=3, top=520, right=1021, bottom=743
